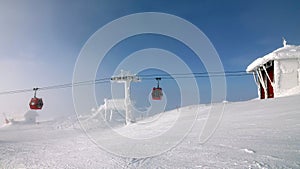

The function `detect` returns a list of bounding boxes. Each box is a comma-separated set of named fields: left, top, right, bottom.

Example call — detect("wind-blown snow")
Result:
left=1, top=95, right=300, bottom=168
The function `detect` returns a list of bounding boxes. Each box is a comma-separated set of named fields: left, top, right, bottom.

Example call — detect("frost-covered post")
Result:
left=111, top=70, right=140, bottom=125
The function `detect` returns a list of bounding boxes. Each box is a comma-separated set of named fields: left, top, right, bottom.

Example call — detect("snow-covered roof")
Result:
left=246, top=45, right=300, bottom=72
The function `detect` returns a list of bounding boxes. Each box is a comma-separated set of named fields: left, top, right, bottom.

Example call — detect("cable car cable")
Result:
left=0, top=70, right=251, bottom=96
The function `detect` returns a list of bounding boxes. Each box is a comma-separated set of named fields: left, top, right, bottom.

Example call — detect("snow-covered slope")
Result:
left=0, top=95, right=300, bottom=168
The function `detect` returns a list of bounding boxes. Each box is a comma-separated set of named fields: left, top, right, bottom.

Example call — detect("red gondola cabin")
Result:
left=29, top=97, right=43, bottom=110
left=152, top=87, right=163, bottom=100
left=29, top=88, right=43, bottom=110
left=152, top=78, right=163, bottom=100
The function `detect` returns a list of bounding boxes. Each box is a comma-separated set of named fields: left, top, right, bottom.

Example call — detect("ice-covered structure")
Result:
left=24, top=110, right=38, bottom=124
left=247, top=40, right=300, bottom=99
left=102, top=98, right=126, bottom=121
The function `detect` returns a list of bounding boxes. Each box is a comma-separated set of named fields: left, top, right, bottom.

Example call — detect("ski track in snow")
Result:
left=1, top=95, right=300, bottom=168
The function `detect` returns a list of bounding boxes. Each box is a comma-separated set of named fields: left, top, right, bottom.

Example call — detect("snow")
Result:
left=242, top=148, right=256, bottom=154
left=246, top=45, right=300, bottom=72
left=277, top=85, right=300, bottom=97
left=1, top=95, right=300, bottom=168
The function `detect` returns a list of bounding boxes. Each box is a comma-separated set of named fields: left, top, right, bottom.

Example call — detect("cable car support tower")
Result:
left=111, top=70, right=140, bottom=125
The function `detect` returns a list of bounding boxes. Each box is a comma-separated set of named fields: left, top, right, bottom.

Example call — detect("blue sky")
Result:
left=0, top=0, right=300, bottom=119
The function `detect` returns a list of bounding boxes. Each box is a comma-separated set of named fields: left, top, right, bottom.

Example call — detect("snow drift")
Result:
left=0, top=95, right=300, bottom=168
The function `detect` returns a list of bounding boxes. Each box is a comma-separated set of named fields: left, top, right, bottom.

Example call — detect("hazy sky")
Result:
left=0, top=0, right=299, bottom=121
